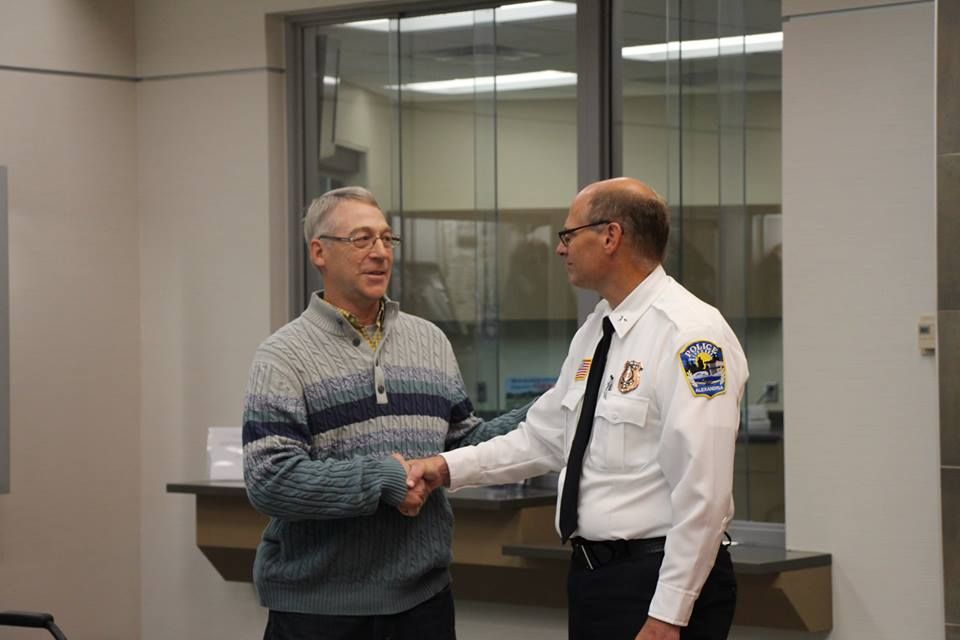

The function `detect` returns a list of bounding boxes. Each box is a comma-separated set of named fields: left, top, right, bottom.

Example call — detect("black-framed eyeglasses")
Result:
left=557, top=220, right=611, bottom=247
left=316, top=232, right=402, bottom=250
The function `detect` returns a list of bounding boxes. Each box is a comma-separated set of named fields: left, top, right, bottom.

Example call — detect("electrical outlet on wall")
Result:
left=763, top=382, right=779, bottom=404
left=918, top=315, right=936, bottom=354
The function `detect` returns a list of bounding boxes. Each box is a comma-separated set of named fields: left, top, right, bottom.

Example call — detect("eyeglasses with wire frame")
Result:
left=316, top=232, right=402, bottom=250
left=557, top=220, right=612, bottom=247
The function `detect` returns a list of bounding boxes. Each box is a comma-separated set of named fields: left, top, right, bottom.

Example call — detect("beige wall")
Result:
left=0, top=0, right=136, bottom=76
left=0, top=2, right=141, bottom=639
left=137, top=71, right=287, bottom=640
left=781, top=2, right=941, bottom=639
left=134, top=0, right=358, bottom=77
left=135, top=1, right=322, bottom=638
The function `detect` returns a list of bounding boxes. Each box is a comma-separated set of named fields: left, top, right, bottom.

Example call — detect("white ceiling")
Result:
left=311, top=0, right=782, bottom=100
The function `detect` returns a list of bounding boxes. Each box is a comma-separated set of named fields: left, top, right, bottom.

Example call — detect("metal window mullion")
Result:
left=286, top=23, right=307, bottom=319
left=575, top=0, right=621, bottom=324
left=390, top=18, right=404, bottom=305
left=576, top=0, right=621, bottom=188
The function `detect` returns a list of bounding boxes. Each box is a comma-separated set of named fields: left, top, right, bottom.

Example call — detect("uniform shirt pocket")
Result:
left=560, top=385, right=586, bottom=457
left=592, top=394, right=652, bottom=471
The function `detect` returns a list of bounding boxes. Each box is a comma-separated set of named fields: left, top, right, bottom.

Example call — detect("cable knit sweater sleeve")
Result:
left=439, top=335, right=531, bottom=450
left=242, top=356, right=409, bottom=520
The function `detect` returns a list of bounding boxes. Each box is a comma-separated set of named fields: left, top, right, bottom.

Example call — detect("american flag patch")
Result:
left=575, top=358, right=592, bottom=381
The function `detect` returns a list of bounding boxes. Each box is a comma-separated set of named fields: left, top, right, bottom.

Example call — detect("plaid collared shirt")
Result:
left=331, top=299, right=385, bottom=351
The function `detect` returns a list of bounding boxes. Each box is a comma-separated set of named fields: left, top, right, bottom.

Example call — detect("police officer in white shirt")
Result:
left=414, top=177, right=748, bottom=640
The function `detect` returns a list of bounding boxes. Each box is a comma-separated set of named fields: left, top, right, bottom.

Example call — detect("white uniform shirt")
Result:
left=441, top=265, right=748, bottom=626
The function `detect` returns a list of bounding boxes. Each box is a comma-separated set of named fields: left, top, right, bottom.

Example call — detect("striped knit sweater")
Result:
left=242, top=292, right=528, bottom=615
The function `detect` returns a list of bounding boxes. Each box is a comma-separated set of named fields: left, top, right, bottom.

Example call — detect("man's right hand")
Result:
left=390, top=455, right=451, bottom=516
left=391, top=454, right=429, bottom=516
left=414, top=455, right=450, bottom=491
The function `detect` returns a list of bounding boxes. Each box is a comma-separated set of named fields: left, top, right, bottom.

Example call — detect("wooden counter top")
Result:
left=166, top=480, right=557, bottom=510
left=168, top=480, right=832, bottom=632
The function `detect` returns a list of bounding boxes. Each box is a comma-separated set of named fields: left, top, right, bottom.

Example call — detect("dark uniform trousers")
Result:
left=262, top=585, right=456, bottom=640
left=567, top=544, right=736, bottom=640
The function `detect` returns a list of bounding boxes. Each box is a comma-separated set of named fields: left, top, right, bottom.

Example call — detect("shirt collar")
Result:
left=601, top=265, right=668, bottom=338
left=326, top=298, right=384, bottom=332
left=305, top=291, right=399, bottom=334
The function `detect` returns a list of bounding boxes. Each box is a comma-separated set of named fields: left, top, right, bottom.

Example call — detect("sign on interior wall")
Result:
left=0, top=167, right=8, bottom=494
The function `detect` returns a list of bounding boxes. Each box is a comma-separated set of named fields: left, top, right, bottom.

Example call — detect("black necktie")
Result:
left=559, top=316, right=615, bottom=542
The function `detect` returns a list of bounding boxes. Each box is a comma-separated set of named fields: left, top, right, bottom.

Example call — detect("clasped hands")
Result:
left=390, top=454, right=450, bottom=517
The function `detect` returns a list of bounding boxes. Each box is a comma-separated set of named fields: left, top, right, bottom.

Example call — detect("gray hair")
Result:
left=302, top=186, right=382, bottom=244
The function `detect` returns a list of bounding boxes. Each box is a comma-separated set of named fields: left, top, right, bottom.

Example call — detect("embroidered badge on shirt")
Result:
left=618, top=361, right=643, bottom=393
left=575, top=358, right=592, bottom=382
left=679, top=341, right=727, bottom=398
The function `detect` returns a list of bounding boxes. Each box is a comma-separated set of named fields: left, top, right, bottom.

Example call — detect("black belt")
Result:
left=570, top=536, right=667, bottom=570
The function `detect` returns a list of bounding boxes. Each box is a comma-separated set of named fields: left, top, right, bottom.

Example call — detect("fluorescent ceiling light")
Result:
left=392, top=70, right=576, bottom=95
left=622, top=31, right=782, bottom=62
left=343, top=1, right=575, bottom=33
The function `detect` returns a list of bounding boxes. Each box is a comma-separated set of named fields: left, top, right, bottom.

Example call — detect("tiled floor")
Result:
left=455, top=600, right=829, bottom=640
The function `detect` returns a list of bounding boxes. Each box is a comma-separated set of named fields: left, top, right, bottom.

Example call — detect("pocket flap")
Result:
left=561, top=386, right=586, bottom=411
left=595, top=394, right=650, bottom=426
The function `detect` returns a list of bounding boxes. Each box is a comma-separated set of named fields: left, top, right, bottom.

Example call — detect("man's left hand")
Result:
left=635, top=617, right=681, bottom=640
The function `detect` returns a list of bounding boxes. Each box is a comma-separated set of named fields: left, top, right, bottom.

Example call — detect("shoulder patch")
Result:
left=679, top=340, right=726, bottom=398
left=575, top=358, right=592, bottom=382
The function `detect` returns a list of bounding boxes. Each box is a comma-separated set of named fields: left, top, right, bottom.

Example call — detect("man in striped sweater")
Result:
left=243, top=186, right=527, bottom=640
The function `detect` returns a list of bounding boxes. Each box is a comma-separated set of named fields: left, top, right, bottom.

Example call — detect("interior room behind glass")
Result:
left=294, top=0, right=783, bottom=524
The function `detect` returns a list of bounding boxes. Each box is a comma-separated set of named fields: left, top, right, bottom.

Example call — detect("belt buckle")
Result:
left=592, top=540, right=619, bottom=566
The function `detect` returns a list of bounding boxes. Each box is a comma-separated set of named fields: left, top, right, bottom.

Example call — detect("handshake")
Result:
left=390, top=454, right=450, bottom=517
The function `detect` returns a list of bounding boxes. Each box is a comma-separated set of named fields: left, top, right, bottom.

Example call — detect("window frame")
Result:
left=283, top=0, right=784, bottom=542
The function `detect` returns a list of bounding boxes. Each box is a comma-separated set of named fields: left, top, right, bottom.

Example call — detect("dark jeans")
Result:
left=568, top=545, right=737, bottom=640
left=263, top=586, right=456, bottom=640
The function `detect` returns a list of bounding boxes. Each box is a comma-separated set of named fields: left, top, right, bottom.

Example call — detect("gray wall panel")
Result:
left=939, top=155, right=960, bottom=310
left=943, top=0, right=960, bottom=625
left=942, top=311, right=960, bottom=467
left=939, top=0, right=960, bottom=154
left=944, top=467, right=960, bottom=624
left=0, top=167, right=7, bottom=494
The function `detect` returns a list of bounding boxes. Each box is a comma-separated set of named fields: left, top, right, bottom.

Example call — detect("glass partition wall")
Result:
left=292, top=0, right=783, bottom=524
left=620, top=0, right=783, bottom=523
left=296, top=4, right=579, bottom=415
left=396, top=7, right=579, bottom=412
